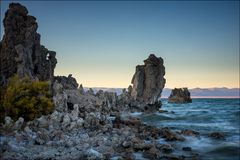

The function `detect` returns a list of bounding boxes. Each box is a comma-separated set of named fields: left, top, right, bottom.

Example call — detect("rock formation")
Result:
left=0, top=3, right=224, bottom=160
left=54, top=74, right=79, bottom=90
left=168, top=88, right=192, bottom=103
left=0, top=3, right=57, bottom=86
left=130, top=54, right=166, bottom=105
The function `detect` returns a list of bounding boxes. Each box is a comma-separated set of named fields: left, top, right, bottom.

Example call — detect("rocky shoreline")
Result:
left=0, top=79, right=202, bottom=160
left=0, top=73, right=199, bottom=160
left=0, top=94, right=201, bottom=160
left=0, top=3, right=223, bottom=160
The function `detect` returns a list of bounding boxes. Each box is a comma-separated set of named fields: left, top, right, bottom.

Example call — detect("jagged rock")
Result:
left=133, top=142, right=152, bottom=151
left=12, top=117, right=24, bottom=130
left=0, top=3, right=57, bottom=85
left=24, top=125, right=36, bottom=136
left=127, top=54, right=166, bottom=112
left=181, top=129, right=199, bottom=137
left=127, top=85, right=133, bottom=94
left=52, top=81, right=64, bottom=94
left=62, top=114, right=71, bottom=128
left=104, top=92, right=117, bottom=108
left=168, top=88, right=192, bottom=103
left=53, top=92, right=68, bottom=112
left=79, top=84, right=85, bottom=94
left=69, top=104, right=79, bottom=121
left=161, top=128, right=185, bottom=141
left=157, top=144, right=173, bottom=153
left=83, top=112, right=99, bottom=129
left=35, top=129, right=50, bottom=145
left=143, top=146, right=160, bottom=159
left=36, top=116, right=49, bottom=128
left=86, top=149, right=103, bottom=159
left=86, top=88, right=94, bottom=95
left=52, top=82, right=68, bottom=112
left=4, top=116, right=13, bottom=127
left=76, top=118, right=84, bottom=128
left=130, top=54, right=165, bottom=111
left=54, top=74, right=78, bottom=90
left=122, top=141, right=132, bottom=148
left=50, top=111, right=62, bottom=124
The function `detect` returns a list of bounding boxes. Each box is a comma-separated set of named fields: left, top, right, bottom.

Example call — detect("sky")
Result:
left=0, top=0, right=239, bottom=88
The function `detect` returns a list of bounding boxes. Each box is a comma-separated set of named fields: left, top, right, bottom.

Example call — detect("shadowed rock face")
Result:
left=54, top=74, right=79, bottom=90
left=130, top=54, right=166, bottom=104
left=0, top=3, right=57, bottom=85
left=168, top=88, right=192, bottom=103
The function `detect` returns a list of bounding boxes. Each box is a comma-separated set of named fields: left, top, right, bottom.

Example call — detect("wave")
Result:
left=205, top=144, right=240, bottom=160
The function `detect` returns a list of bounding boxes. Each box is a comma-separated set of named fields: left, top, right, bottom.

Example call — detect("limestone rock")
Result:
left=131, top=54, right=165, bottom=104
left=0, top=3, right=57, bottom=85
left=79, top=84, right=85, bottom=94
left=76, top=118, right=84, bottom=128
left=129, top=54, right=165, bottom=112
left=35, top=129, right=50, bottom=145
left=168, top=88, right=192, bottom=103
left=12, top=117, right=24, bottom=130
left=4, top=116, right=13, bottom=127
left=62, top=114, right=71, bottom=128
left=52, top=91, right=68, bottom=112
left=69, top=104, right=79, bottom=121
left=181, top=129, right=199, bottom=137
left=86, top=88, right=94, bottom=95
left=54, top=74, right=78, bottom=90
left=52, top=81, right=64, bottom=94
left=122, top=141, right=132, bottom=148
left=83, top=112, right=100, bottom=129
left=36, top=116, right=49, bottom=128
left=86, top=148, right=103, bottom=159
left=157, top=144, right=173, bottom=153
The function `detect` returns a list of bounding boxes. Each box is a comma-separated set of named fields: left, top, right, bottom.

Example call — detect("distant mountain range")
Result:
left=161, top=87, right=239, bottom=98
left=84, top=87, right=240, bottom=98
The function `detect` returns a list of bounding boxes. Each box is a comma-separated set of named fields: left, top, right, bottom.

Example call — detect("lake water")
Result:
left=140, top=98, right=240, bottom=160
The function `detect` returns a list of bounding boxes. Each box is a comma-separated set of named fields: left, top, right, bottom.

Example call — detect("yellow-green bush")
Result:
left=1, top=75, right=53, bottom=121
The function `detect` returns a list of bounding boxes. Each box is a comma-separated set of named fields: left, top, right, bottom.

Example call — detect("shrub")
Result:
left=1, top=75, right=53, bottom=121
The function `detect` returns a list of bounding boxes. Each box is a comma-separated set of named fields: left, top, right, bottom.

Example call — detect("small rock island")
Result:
left=168, top=88, right=192, bottom=103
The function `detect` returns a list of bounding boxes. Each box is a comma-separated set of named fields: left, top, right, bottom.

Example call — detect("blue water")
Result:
left=140, top=99, right=240, bottom=160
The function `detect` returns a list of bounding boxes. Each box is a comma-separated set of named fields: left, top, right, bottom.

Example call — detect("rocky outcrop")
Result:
left=131, top=54, right=165, bottom=103
left=54, top=74, right=79, bottom=90
left=130, top=54, right=165, bottom=109
left=0, top=3, right=57, bottom=86
left=168, top=88, right=192, bottom=103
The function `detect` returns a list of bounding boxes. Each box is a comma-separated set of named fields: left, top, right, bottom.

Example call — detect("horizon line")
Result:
left=83, top=86, right=240, bottom=90
left=161, top=96, right=240, bottom=99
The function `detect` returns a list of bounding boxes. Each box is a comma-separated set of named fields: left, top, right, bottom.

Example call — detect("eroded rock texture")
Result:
left=130, top=54, right=166, bottom=104
left=0, top=3, right=57, bottom=86
left=168, top=88, right=192, bottom=103
left=54, top=74, right=79, bottom=90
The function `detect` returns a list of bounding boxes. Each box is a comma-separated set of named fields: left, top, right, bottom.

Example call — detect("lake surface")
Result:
left=140, top=98, right=240, bottom=160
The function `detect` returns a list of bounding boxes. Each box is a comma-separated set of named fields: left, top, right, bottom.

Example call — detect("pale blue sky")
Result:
left=1, top=1, right=239, bottom=88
